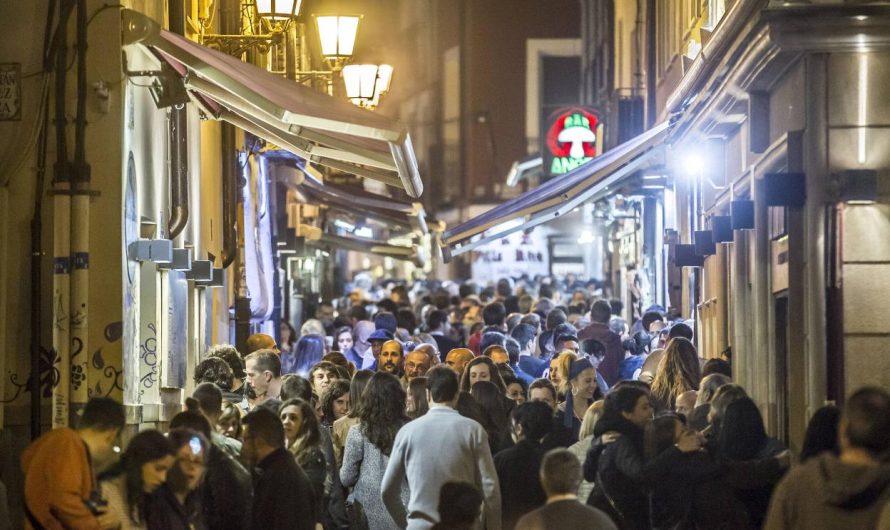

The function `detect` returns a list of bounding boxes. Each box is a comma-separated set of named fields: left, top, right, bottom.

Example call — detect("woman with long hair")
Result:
left=332, top=370, right=373, bottom=466
left=406, top=376, right=430, bottom=419
left=650, top=338, right=701, bottom=412
left=320, top=379, right=351, bottom=431
left=340, top=372, right=411, bottom=529
left=799, top=404, right=840, bottom=462
left=459, top=356, right=506, bottom=393
left=216, top=401, right=243, bottom=441
left=713, top=397, right=786, bottom=527
left=144, top=429, right=209, bottom=530
left=584, top=385, right=702, bottom=529
left=100, top=431, right=175, bottom=529
left=279, top=398, right=327, bottom=512
left=280, top=319, right=298, bottom=353
left=282, top=334, right=326, bottom=377
left=470, top=380, right=514, bottom=454
left=556, top=357, right=602, bottom=443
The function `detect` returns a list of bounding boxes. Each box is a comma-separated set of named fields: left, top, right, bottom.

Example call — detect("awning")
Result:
left=440, top=121, right=670, bottom=260
left=263, top=151, right=428, bottom=236
left=310, top=232, right=422, bottom=265
left=121, top=9, right=423, bottom=198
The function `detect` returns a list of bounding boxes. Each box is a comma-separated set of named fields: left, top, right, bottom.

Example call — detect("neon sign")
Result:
left=545, top=108, right=600, bottom=176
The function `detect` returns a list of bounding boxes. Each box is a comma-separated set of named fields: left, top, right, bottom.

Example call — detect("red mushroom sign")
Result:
left=545, top=108, right=600, bottom=176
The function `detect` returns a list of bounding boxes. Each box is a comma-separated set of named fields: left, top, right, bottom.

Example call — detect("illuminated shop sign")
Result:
left=544, top=107, right=601, bottom=176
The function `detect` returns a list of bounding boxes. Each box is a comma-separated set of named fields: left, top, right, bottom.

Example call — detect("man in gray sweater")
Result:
left=382, top=366, right=502, bottom=530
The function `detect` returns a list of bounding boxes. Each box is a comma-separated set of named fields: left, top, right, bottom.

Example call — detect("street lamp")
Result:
left=315, top=15, right=362, bottom=61
left=342, top=64, right=393, bottom=108
left=255, top=0, right=303, bottom=21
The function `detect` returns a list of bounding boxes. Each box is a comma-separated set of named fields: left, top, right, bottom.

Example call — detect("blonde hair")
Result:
left=578, top=400, right=605, bottom=439
left=555, top=350, right=579, bottom=397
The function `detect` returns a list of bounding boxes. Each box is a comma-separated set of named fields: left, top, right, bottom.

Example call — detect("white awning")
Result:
left=121, top=9, right=423, bottom=198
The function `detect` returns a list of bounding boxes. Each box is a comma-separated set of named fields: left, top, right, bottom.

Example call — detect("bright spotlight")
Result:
left=684, top=153, right=705, bottom=176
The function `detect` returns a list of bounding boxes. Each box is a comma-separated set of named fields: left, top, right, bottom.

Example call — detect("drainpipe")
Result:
left=68, top=0, right=91, bottom=420
left=51, top=0, right=75, bottom=428
left=646, top=0, right=657, bottom=127
left=168, top=0, right=189, bottom=240
left=220, top=0, right=239, bottom=269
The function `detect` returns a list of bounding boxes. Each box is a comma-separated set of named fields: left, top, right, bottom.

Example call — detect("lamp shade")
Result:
left=316, top=15, right=361, bottom=58
left=255, top=0, right=303, bottom=20
left=375, top=64, right=393, bottom=94
left=343, top=64, right=380, bottom=100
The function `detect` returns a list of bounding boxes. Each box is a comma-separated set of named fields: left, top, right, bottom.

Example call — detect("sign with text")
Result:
left=470, top=227, right=550, bottom=284
left=543, top=106, right=601, bottom=177
left=0, top=63, right=21, bottom=121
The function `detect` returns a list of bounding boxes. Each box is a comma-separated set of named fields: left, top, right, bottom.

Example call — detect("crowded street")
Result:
left=3, top=0, right=890, bottom=529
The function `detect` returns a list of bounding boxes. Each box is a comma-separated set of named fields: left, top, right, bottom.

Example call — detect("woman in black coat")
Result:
left=584, top=385, right=701, bottom=529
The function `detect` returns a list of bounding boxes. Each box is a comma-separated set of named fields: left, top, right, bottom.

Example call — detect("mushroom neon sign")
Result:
left=546, top=109, right=600, bottom=175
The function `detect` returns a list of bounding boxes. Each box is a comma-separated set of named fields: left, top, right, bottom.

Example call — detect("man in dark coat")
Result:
left=494, top=401, right=554, bottom=529
left=242, top=408, right=317, bottom=530
left=577, top=300, right=623, bottom=385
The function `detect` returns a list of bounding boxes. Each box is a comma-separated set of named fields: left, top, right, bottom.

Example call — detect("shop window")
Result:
left=707, top=0, right=726, bottom=29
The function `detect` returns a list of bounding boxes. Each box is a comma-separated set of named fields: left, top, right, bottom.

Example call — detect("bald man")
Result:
left=445, top=348, right=474, bottom=376
left=404, top=350, right=433, bottom=384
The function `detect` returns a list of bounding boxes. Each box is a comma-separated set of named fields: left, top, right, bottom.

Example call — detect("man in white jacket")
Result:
left=382, top=366, right=502, bottom=530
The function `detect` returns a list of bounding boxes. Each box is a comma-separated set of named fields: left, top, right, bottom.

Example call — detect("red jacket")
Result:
left=22, top=428, right=101, bottom=530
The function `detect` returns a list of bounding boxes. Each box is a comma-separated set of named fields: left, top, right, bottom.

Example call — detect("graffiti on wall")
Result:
left=1, top=321, right=124, bottom=405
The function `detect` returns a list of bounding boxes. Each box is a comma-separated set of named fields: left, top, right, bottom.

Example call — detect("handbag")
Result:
left=345, top=499, right=369, bottom=530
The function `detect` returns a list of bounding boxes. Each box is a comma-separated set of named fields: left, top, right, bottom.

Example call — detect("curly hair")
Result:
left=207, top=344, right=245, bottom=379
left=459, top=356, right=506, bottom=393
left=320, top=379, right=350, bottom=426
left=650, top=337, right=701, bottom=411
left=358, top=372, right=409, bottom=455
left=278, top=398, right=323, bottom=467
left=193, top=357, right=234, bottom=390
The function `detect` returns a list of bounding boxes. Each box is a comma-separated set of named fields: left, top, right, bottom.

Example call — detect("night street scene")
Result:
left=1, top=0, right=890, bottom=529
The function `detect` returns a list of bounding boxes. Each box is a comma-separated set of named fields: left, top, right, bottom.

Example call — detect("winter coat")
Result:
left=764, top=453, right=890, bottom=530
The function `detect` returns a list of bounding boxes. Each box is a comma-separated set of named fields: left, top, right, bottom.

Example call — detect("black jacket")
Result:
left=145, top=484, right=206, bottom=530
left=252, top=447, right=317, bottom=530
left=494, top=440, right=548, bottom=529
left=202, top=444, right=253, bottom=530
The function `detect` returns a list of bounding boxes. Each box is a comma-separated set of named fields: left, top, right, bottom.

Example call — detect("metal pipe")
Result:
left=220, top=0, right=239, bottom=269
left=68, top=0, right=91, bottom=420
left=52, top=0, right=75, bottom=429
left=168, top=106, right=190, bottom=239
left=167, top=0, right=189, bottom=240
left=646, top=0, right=657, bottom=128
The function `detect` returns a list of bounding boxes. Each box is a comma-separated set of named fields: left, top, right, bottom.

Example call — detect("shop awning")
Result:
left=121, top=9, right=423, bottom=198
left=264, top=151, right=428, bottom=236
left=440, top=121, right=670, bottom=260
left=310, top=232, right=422, bottom=265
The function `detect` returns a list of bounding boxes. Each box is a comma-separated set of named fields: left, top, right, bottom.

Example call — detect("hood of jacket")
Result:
left=813, top=453, right=890, bottom=510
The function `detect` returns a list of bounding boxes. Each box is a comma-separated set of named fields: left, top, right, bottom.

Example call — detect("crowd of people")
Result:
left=20, top=277, right=890, bottom=529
